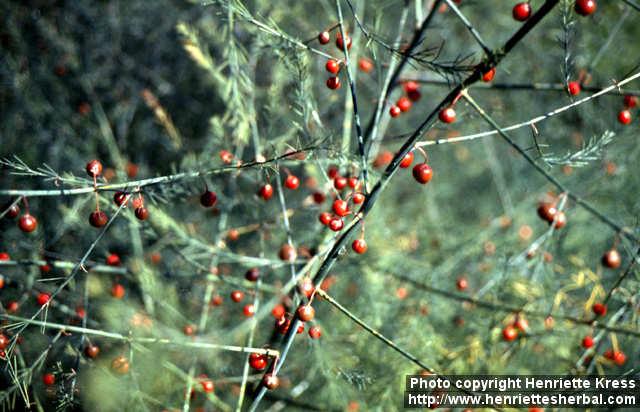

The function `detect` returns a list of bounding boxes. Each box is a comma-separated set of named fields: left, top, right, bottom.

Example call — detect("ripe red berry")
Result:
left=18, top=213, right=38, bottom=233
left=397, top=97, right=412, bottom=112
left=183, top=324, right=196, bottom=336
left=334, top=176, right=348, bottom=190
left=76, top=306, right=86, bottom=318
left=106, top=253, right=121, bottom=266
left=111, top=356, right=130, bottom=374
left=111, top=283, right=125, bottom=299
left=327, top=166, right=339, bottom=179
left=358, top=58, right=373, bottom=73
left=601, top=249, right=621, bottom=269
left=512, top=2, right=532, bottom=21
left=200, top=190, right=217, bottom=207
left=42, top=373, right=55, bottom=386
left=297, top=305, right=315, bottom=321
left=456, top=277, right=468, bottom=291
left=618, top=109, right=632, bottom=125
left=113, top=192, right=129, bottom=207
left=231, top=290, right=244, bottom=303
left=272, top=304, right=286, bottom=319
left=389, top=105, right=401, bottom=118
left=312, top=191, right=326, bottom=204
left=319, top=212, right=332, bottom=225
left=567, top=81, right=581, bottom=96
left=347, top=177, right=358, bottom=189
left=279, top=244, right=297, bottom=262
left=0, top=252, right=9, bottom=261
left=243, top=304, right=255, bottom=317
left=249, top=353, right=268, bottom=370
left=5, top=203, right=19, bottom=218
left=408, top=89, right=422, bottom=102
left=482, top=68, right=496, bottom=82
left=325, top=59, right=340, bottom=74
left=502, top=325, right=518, bottom=341
left=308, top=326, right=322, bottom=339
left=329, top=217, right=344, bottom=232
left=332, top=199, right=350, bottom=217
left=245, top=268, right=260, bottom=282
left=200, top=376, right=215, bottom=393
left=89, top=211, right=108, bottom=228
left=613, top=350, right=626, bottom=365
left=85, top=344, right=100, bottom=358
left=439, top=107, right=456, bottom=123
left=326, top=76, right=341, bottom=90
left=352, top=192, right=365, bottom=204
left=285, top=175, right=300, bottom=190
left=318, top=31, right=330, bottom=45
left=352, top=239, right=367, bottom=254
left=623, top=94, right=638, bottom=108
left=86, top=160, right=103, bottom=178
left=219, top=150, right=234, bottom=164
left=258, top=184, right=274, bottom=201
left=0, top=334, right=8, bottom=350
left=298, top=279, right=315, bottom=298
left=574, top=0, right=596, bottom=16
left=134, top=207, right=149, bottom=221
left=399, top=152, right=414, bottom=168
left=403, top=81, right=419, bottom=94
left=412, top=163, right=433, bottom=184
left=592, top=302, right=607, bottom=316
left=37, top=292, right=50, bottom=306
left=335, top=32, right=352, bottom=51
left=262, top=373, right=280, bottom=390
left=210, top=295, right=223, bottom=306
left=581, top=335, right=594, bottom=349
left=537, top=202, right=557, bottom=223
left=552, top=211, right=567, bottom=229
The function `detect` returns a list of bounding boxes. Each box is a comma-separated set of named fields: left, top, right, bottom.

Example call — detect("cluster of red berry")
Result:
left=617, top=94, right=637, bottom=125
left=389, top=81, right=422, bottom=118
left=317, top=28, right=353, bottom=90
left=513, top=0, right=596, bottom=22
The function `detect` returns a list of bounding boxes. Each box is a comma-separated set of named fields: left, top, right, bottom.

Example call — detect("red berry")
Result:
left=200, top=376, right=214, bottom=393
left=502, top=325, right=518, bottom=341
left=335, top=32, right=352, bottom=51
left=592, top=302, right=607, bottom=316
left=183, top=324, right=196, bottom=336
left=389, top=105, right=401, bottom=118
left=325, top=59, right=340, bottom=74
left=309, top=326, right=322, bottom=339
left=200, top=190, right=217, bottom=207
left=258, top=184, right=274, bottom=201
left=332, top=199, right=350, bottom=217
left=482, top=68, right=496, bottom=82
left=278, top=244, right=297, bottom=262
left=456, top=277, right=468, bottom=291
left=334, top=176, right=348, bottom=190
left=5, top=203, right=19, bottom=219
left=37, top=292, right=50, bottom=306
left=552, top=211, right=567, bottom=229
left=89, top=211, right=108, bottom=228
left=512, top=2, right=532, bottom=21
left=318, top=31, right=330, bottom=45
left=397, top=97, right=412, bottom=112
left=347, top=177, right=358, bottom=189
left=85, top=345, right=100, bottom=358
left=581, top=335, right=594, bottom=349
left=18, top=213, right=38, bottom=233
left=298, top=279, right=315, bottom=298
left=623, top=94, right=638, bottom=108
left=601, top=249, right=621, bottom=269
left=613, top=350, right=626, bottom=365
left=327, top=166, right=339, bottom=179
left=575, top=0, right=596, bottom=16
left=285, top=175, right=300, bottom=190
left=75, top=306, right=86, bottom=318
left=0, top=252, right=9, bottom=261
left=412, top=163, right=433, bottom=184
left=111, top=283, right=125, bottom=299
left=408, top=90, right=422, bottom=102
left=219, top=150, right=234, bottom=164
left=352, top=239, right=367, bottom=254
left=42, top=373, right=55, bottom=386
left=0, top=334, right=8, bottom=350
left=262, top=373, right=280, bottom=390
left=326, top=76, right=341, bottom=90
left=312, top=191, right=326, bottom=204
left=329, top=217, right=344, bottom=232
left=106, top=253, right=121, bottom=266
left=249, top=353, right=268, bottom=370
left=85, top=160, right=103, bottom=178
left=319, top=212, right=332, bottom=225
left=567, top=81, right=581, bottom=96
left=358, top=58, right=373, bottom=73
left=403, top=81, right=419, bottom=94
left=245, top=268, right=260, bottom=282
left=210, top=295, right=223, bottom=306
left=618, top=109, right=632, bottom=125
left=297, top=305, right=315, bottom=321
left=537, top=202, right=557, bottom=223
left=352, top=192, right=365, bottom=204
left=439, top=107, right=456, bottom=123
left=243, top=304, right=255, bottom=317
left=134, top=207, right=149, bottom=221
left=231, top=290, right=244, bottom=302
left=113, top=192, right=129, bottom=207
left=399, top=152, right=414, bottom=168
left=271, top=304, right=286, bottom=319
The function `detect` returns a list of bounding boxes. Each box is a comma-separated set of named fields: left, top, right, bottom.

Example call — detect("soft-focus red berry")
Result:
left=5, top=203, right=19, bottom=218
left=278, top=244, right=297, bottom=262
left=106, top=253, right=121, bottom=266
left=439, top=107, right=456, bottom=123
left=42, top=373, right=55, bottom=386
left=312, top=191, right=326, bottom=204
left=297, top=305, right=315, bottom=321
left=613, top=350, right=626, bottom=365
left=326, top=76, right=341, bottom=90
left=601, top=249, right=621, bottom=269
left=408, top=89, right=422, bottom=102
left=37, top=292, right=50, bottom=306
left=512, top=2, right=532, bottom=21
left=86, top=160, right=103, bottom=178
left=537, top=202, right=557, bottom=223
left=318, top=31, right=330, bottom=44
left=581, top=335, right=594, bottom=349
left=258, top=184, right=274, bottom=201
left=245, top=268, right=260, bottom=282
left=399, top=152, right=414, bottom=168
left=219, top=150, right=234, bottom=164
left=456, top=277, right=468, bottom=291
left=347, top=177, right=358, bottom=189
left=262, top=373, right=280, bottom=390
left=309, top=326, right=322, bottom=339
left=389, top=105, right=401, bottom=118
left=183, top=324, right=196, bottom=336
left=200, top=376, right=214, bottom=393
left=552, top=211, right=567, bottom=229
left=231, top=290, right=244, bottom=303
left=412, top=163, right=433, bottom=184
left=85, top=344, right=100, bottom=358
left=352, top=192, right=365, bottom=204
left=18, top=213, right=38, bottom=233
left=397, top=97, right=412, bottom=112
left=75, top=306, right=86, bottom=318
left=325, top=59, right=340, bottom=74
left=575, top=0, right=596, bottom=16
left=135, top=207, right=149, bottom=220
left=319, top=212, right=332, bottom=225
left=329, top=217, right=344, bottom=231
left=210, top=295, right=223, bottom=306
left=334, top=176, right=348, bottom=190
left=618, top=109, right=632, bottom=125
left=299, top=278, right=315, bottom=298
left=403, top=81, right=419, bottom=94
left=592, top=302, right=607, bottom=316
left=200, top=190, right=217, bottom=207
left=285, top=175, right=300, bottom=190
left=243, top=304, right=255, bottom=317
left=249, top=353, right=268, bottom=370
left=0, top=252, right=9, bottom=261
left=271, top=304, right=286, bottom=319
left=6, top=301, right=18, bottom=313
left=623, top=94, right=638, bottom=108
left=89, top=211, right=108, bottom=228
left=567, top=81, right=581, bottom=96
left=0, top=334, right=8, bottom=350
left=352, top=239, right=367, bottom=254
left=113, top=192, right=129, bottom=207
left=502, top=325, right=518, bottom=341
left=482, top=67, right=496, bottom=82
left=332, top=199, right=350, bottom=217
left=358, top=58, right=373, bottom=73
left=335, top=32, right=352, bottom=51
left=111, top=283, right=125, bottom=299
